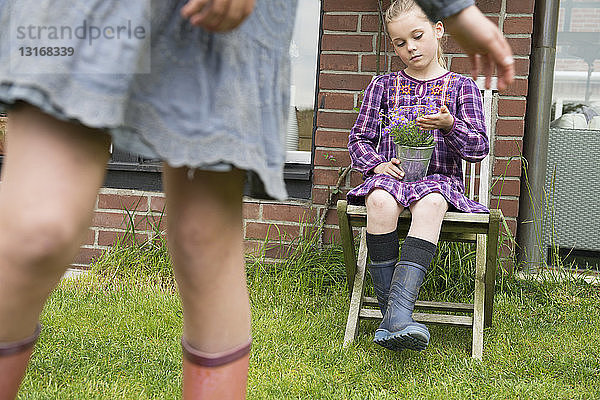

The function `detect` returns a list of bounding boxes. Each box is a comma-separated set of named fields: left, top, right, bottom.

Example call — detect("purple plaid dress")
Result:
left=347, top=71, right=489, bottom=213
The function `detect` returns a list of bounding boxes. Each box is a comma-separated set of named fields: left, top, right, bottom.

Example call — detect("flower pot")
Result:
left=396, top=144, right=435, bottom=182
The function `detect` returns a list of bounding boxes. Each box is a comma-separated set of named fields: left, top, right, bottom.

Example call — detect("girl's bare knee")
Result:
left=413, top=193, right=448, bottom=215
left=2, top=214, right=81, bottom=274
left=366, top=189, right=399, bottom=215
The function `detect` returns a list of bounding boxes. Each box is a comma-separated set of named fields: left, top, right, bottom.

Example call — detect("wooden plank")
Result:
left=337, top=200, right=358, bottom=292
left=347, top=206, right=491, bottom=225
left=414, top=313, right=473, bottom=327
left=471, top=234, right=487, bottom=359
left=349, top=219, right=489, bottom=234
left=343, top=228, right=368, bottom=347
left=484, top=209, right=502, bottom=328
left=363, top=297, right=474, bottom=313
left=359, top=309, right=473, bottom=327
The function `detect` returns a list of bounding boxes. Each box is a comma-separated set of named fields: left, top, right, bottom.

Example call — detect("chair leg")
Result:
left=337, top=200, right=358, bottom=293
left=484, top=209, right=502, bottom=328
left=343, top=228, right=368, bottom=347
left=471, top=234, right=487, bottom=359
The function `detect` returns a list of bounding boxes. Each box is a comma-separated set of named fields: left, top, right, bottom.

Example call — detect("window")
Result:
left=286, top=0, right=321, bottom=164
left=552, top=0, right=600, bottom=128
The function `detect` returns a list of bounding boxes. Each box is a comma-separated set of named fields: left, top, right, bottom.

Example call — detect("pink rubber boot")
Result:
left=181, top=337, right=251, bottom=400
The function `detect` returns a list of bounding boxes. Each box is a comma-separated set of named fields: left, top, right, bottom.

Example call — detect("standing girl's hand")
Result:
left=181, top=0, right=256, bottom=32
left=373, top=158, right=405, bottom=180
left=416, top=105, right=454, bottom=133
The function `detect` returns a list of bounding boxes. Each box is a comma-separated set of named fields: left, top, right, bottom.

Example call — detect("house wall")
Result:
left=0, top=0, right=535, bottom=267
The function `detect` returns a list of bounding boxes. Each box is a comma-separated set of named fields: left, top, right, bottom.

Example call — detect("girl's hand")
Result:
left=373, top=158, right=405, bottom=180
left=416, top=105, right=454, bottom=133
left=181, top=0, right=256, bottom=32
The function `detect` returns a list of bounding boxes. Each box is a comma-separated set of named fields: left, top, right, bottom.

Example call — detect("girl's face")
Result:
left=387, top=10, right=444, bottom=72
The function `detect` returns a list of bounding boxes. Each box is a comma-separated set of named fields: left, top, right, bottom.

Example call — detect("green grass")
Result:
left=19, top=237, right=600, bottom=399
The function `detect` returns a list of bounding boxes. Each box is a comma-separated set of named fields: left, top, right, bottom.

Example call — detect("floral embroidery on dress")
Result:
left=398, top=83, right=412, bottom=95
left=430, top=84, right=443, bottom=96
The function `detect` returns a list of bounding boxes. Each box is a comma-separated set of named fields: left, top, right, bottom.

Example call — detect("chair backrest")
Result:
left=462, top=77, right=497, bottom=207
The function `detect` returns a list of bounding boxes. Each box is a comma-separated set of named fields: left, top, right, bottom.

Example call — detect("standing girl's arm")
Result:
left=348, top=76, right=389, bottom=176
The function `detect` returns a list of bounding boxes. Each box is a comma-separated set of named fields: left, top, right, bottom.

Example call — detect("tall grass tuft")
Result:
left=246, top=220, right=347, bottom=297
left=91, top=208, right=175, bottom=290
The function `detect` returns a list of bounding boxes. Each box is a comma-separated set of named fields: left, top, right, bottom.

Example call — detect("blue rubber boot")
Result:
left=367, top=259, right=396, bottom=315
left=374, top=261, right=430, bottom=351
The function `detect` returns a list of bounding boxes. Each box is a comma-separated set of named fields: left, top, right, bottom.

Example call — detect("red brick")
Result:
left=493, top=157, right=522, bottom=178
left=323, top=14, right=358, bottom=32
left=321, top=34, right=373, bottom=52
left=73, top=248, right=103, bottom=265
left=495, top=139, right=523, bottom=157
left=450, top=56, right=472, bottom=75
left=361, top=15, right=381, bottom=32
left=498, top=98, right=526, bottom=117
left=513, top=58, right=530, bottom=76
left=313, top=168, right=343, bottom=186
left=390, top=56, right=406, bottom=71
left=135, top=213, right=166, bottom=232
left=262, top=204, right=316, bottom=224
left=317, top=111, right=357, bottom=130
left=243, top=240, right=263, bottom=256
left=506, top=0, right=534, bottom=14
left=362, top=54, right=391, bottom=73
left=97, top=230, right=147, bottom=246
left=498, top=78, right=528, bottom=97
left=83, top=230, right=95, bottom=246
left=501, top=218, right=518, bottom=238
left=322, top=227, right=341, bottom=244
left=444, top=37, right=464, bottom=55
left=350, top=169, right=364, bottom=187
left=245, top=222, right=300, bottom=241
left=312, top=187, right=330, bottom=204
left=98, top=194, right=148, bottom=212
left=499, top=242, right=514, bottom=260
left=264, top=243, right=298, bottom=259
left=319, top=92, right=355, bottom=110
left=243, top=202, right=260, bottom=219
left=323, top=0, right=378, bottom=12
left=506, top=37, right=532, bottom=56
left=490, top=197, right=520, bottom=219
left=149, top=196, right=166, bottom=213
left=323, top=207, right=339, bottom=226
left=319, top=73, right=373, bottom=91
left=476, top=0, right=501, bottom=14
left=314, top=149, right=351, bottom=167
left=92, top=212, right=130, bottom=230
left=320, top=54, right=359, bottom=72
left=504, top=16, right=534, bottom=35
left=315, top=130, right=350, bottom=148
left=491, top=177, right=521, bottom=197
left=496, top=119, right=525, bottom=137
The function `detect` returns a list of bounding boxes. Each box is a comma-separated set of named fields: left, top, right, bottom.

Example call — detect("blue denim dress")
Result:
left=0, top=0, right=297, bottom=200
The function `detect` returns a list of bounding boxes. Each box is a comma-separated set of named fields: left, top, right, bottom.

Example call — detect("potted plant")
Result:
left=381, top=105, right=436, bottom=182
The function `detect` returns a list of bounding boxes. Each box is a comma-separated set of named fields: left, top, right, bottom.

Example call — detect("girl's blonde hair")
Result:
left=385, top=0, right=446, bottom=68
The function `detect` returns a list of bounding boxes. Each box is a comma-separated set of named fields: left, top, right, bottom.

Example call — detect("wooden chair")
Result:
left=337, top=78, right=502, bottom=359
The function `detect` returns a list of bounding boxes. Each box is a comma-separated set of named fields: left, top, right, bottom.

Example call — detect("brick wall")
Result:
left=73, top=188, right=319, bottom=266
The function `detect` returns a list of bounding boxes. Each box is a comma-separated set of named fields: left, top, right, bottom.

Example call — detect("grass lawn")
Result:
left=19, top=239, right=600, bottom=399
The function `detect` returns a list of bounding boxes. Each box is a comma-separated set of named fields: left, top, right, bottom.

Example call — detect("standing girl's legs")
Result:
left=375, top=192, right=448, bottom=351
left=162, top=166, right=251, bottom=399
left=0, top=104, right=111, bottom=399
left=365, top=189, right=404, bottom=315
